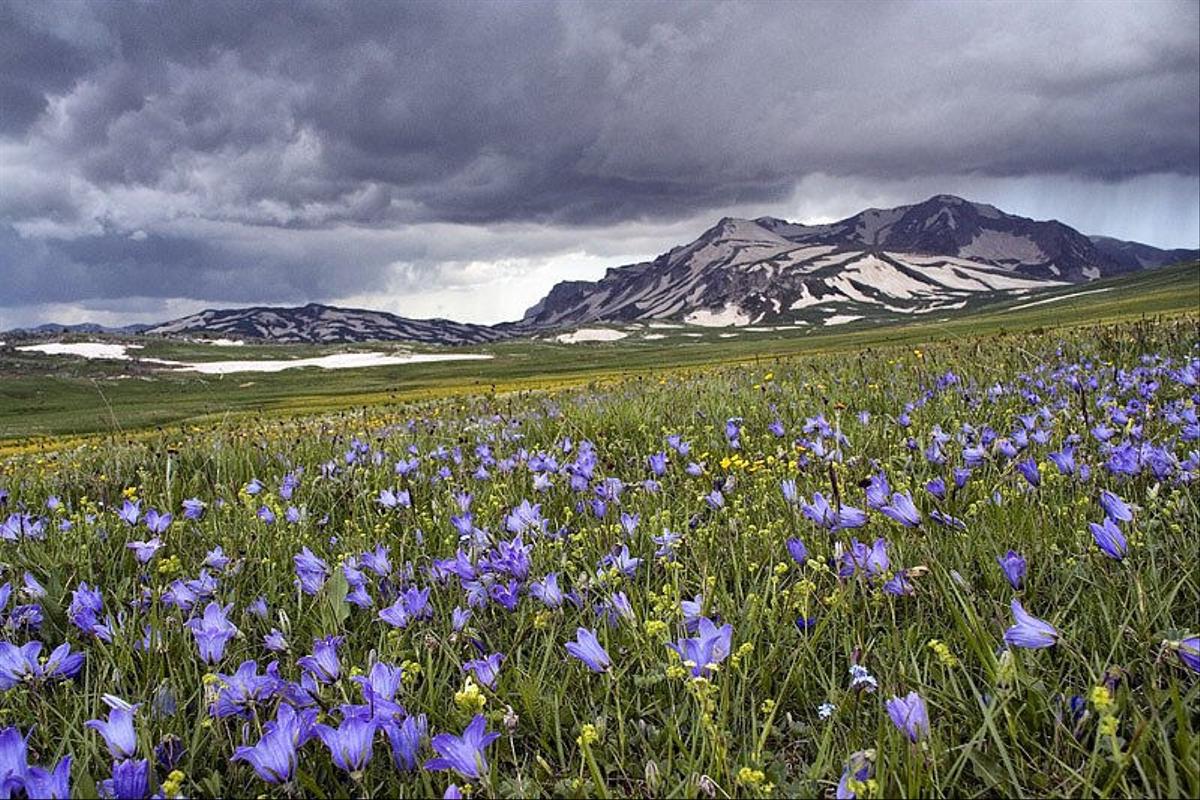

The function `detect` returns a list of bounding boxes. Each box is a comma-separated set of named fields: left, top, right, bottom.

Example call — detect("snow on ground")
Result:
left=554, top=328, right=629, bottom=344
left=824, top=315, right=863, bottom=326
left=646, top=322, right=684, bottom=329
left=684, top=304, right=751, bottom=327
left=16, top=340, right=491, bottom=373
left=788, top=286, right=823, bottom=310
left=642, top=334, right=667, bottom=340
left=16, top=342, right=144, bottom=359
left=1003, top=288, right=1112, bottom=312
left=718, top=333, right=739, bottom=338
left=204, top=338, right=245, bottom=347
left=682, top=333, right=704, bottom=338
left=145, top=353, right=492, bottom=374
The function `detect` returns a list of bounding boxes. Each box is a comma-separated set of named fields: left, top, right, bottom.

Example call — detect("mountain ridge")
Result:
left=5, top=195, right=1195, bottom=344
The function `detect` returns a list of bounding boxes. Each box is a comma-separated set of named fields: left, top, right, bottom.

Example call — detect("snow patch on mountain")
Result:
left=685, top=304, right=752, bottom=327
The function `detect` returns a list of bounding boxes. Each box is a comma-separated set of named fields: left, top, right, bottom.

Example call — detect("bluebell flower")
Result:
left=925, top=477, right=947, bottom=501
left=41, top=642, right=85, bottom=682
left=385, top=713, right=427, bottom=770
left=68, top=582, right=104, bottom=636
left=185, top=602, right=238, bottom=663
left=667, top=617, right=733, bottom=678
left=504, top=499, right=545, bottom=535
left=101, top=758, right=148, bottom=800
left=298, top=636, right=343, bottom=683
left=1004, top=599, right=1059, bottom=649
left=652, top=529, right=681, bottom=560
left=232, top=706, right=311, bottom=784
left=680, top=595, right=704, bottom=632
left=0, top=641, right=42, bottom=688
left=1088, top=517, right=1127, bottom=560
left=247, top=596, right=269, bottom=619
left=565, top=628, right=611, bottom=673
left=883, top=570, right=914, bottom=597
left=0, top=726, right=28, bottom=785
left=451, top=607, right=472, bottom=632
left=489, top=580, right=520, bottom=611
left=462, top=653, right=504, bottom=689
left=118, top=500, right=141, bottom=526
left=1098, top=490, right=1133, bottom=522
left=607, top=591, right=635, bottom=624
left=996, top=550, right=1026, bottom=589
left=15, top=753, right=71, bottom=799
left=361, top=544, right=392, bottom=577
left=293, top=547, right=329, bottom=596
left=20, top=573, right=46, bottom=600
left=1048, top=447, right=1076, bottom=476
left=203, top=547, right=230, bottom=572
left=601, top=545, right=642, bottom=577
left=181, top=499, right=205, bottom=520
left=86, top=696, right=139, bottom=759
left=786, top=538, right=808, bottom=565
left=424, top=715, right=500, bottom=780
left=880, top=492, right=921, bottom=527
left=126, top=538, right=163, bottom=564
left=953, top=467, right=972, bottom=488
left=1173, top=636, right=1199, bottom=673
left=211, top=660, right=281, bottom=718
left=1016, top=458, right=1041, bottom=487
left=314, top=715, right=378, bottom=773
left=801, top=492, right=868, bottom=531
left=885, top=691, right=930, bottom=742
left=143, top=509, right=172, bottom=534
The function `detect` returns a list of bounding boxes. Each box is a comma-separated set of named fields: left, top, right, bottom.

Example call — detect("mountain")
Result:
left=523, top=195, right=1197, bottom=329
left=143, top=303, right=507, bottom=345
left=5, top=322, right=153, bottom=336
left=8, top=195, right=1193, bottom=342
left=1087, top=235, right=1200, bottom=271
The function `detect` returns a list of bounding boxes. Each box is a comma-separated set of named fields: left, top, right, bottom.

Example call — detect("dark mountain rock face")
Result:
left=523, top=195, right=1195, bottom=329
left=144, top=303, right=507, bottom=345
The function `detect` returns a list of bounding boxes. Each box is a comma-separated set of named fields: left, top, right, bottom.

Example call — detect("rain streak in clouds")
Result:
left=0, top=0, right=1197, bottom=328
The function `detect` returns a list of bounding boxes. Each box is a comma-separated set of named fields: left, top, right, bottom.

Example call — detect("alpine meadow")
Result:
left=1, top=2, right=1198, bottom=799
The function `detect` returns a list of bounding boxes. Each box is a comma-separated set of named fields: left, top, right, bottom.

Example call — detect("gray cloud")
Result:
left=0, top=0, right=1196, bottom=326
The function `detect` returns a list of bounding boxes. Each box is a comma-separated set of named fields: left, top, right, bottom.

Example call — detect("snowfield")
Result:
left=15, top=341, right=492, bottom=373
left=16, top=342, right=144, bottom=359
left=554, top=329, right=629, bottom=344
left=146, top=353, right=493, bottom=374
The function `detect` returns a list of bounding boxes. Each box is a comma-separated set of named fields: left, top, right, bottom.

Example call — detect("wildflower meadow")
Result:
left=1, top=318, right=1197, bottom=798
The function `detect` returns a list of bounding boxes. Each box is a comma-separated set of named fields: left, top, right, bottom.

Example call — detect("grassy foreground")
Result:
left=0, top=314, right=1196, bottom=798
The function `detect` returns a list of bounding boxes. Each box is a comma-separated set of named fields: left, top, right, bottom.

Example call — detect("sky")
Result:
left=1, top=0, right=1197, bottom=329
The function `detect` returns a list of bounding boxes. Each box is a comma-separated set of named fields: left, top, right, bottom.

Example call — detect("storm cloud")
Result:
left=1, top=0, right=1197, bottom=327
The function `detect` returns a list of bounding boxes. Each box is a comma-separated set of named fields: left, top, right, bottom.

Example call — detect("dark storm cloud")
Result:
left=0, top=0, right=1197, bottom=320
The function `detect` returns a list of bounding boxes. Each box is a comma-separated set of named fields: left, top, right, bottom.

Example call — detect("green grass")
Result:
left=0, top=310, right=1196, bottom=798
left=1, top=262, right=1196, bottom=442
